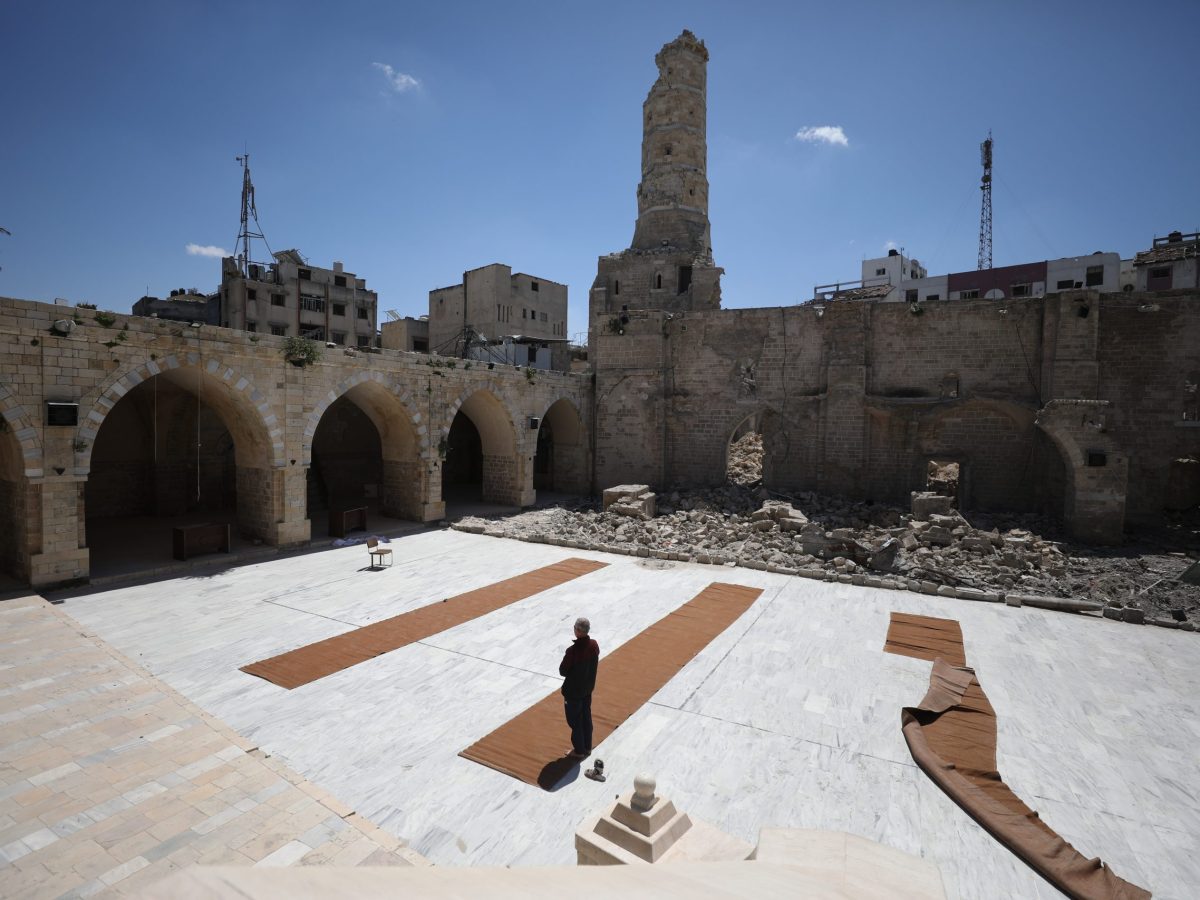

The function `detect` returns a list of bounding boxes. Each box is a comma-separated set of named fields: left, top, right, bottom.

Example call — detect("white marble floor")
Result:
left=59, top=531, right=1200, bottom=899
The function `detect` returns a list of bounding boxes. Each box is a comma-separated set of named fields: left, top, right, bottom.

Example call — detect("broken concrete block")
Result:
left=1121, top=608, right=1145, bottom=625
left=603, top=484, right=651, bottom=509
left=955, top=587, right=1001, bottom=602
left=911, top=491, right=952, bottom=520
left=936, top=585, right=957, bottom=597
left=922, top=526, right=954, bottom=546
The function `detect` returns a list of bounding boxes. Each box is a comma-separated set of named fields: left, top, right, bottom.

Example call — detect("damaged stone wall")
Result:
left=590, top=292, right=1200, bottom=542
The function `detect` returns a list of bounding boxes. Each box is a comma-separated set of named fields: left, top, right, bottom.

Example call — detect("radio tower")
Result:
left=234, top=154, right=270, bottom=277
left=977, top=132, right=993, bottom=270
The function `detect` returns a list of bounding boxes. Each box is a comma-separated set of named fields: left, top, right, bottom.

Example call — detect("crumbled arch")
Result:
left=0, top=381, right=43, bottom=477
left=76, top=353, right=282, bottom=473
left=302, top=371, right=427, bottom=466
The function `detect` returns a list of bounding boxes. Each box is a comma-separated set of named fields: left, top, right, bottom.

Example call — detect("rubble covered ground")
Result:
left=460, top=433, right=1200, bottom=627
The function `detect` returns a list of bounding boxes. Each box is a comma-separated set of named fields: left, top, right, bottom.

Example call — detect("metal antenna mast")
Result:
left=234, top=154, right=268, bottom=277
left=977, top=132, right=993, bottom=270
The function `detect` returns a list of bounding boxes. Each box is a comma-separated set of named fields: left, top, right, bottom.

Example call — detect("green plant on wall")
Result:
left=93, top=311, right=117, bottom=328
left=283, top=336, right=321, bottom=367
left=524, top=366, right=536, bottom=383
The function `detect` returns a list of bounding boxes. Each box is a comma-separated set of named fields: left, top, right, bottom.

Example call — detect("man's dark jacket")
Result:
left=559, top=636, right=599, bottom=699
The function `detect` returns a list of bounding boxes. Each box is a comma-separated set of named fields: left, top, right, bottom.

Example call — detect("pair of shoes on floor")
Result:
left=585, top=758, right=606, bottom=782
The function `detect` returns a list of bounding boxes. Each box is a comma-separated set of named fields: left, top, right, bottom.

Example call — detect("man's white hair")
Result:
left=574, top=617, right=591, bottom=634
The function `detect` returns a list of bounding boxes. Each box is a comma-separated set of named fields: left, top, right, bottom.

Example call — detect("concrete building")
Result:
left=220, top=250, right=378, bottom=347
left=1133, top=230, right=1200, bottom=292
left=815, top=250, right=1122, bottom=303
left=132, top=289, right=221, bottom=325
left=380, top=315, right=430, bottom=353
left=427, top=263, right=568, bottom=371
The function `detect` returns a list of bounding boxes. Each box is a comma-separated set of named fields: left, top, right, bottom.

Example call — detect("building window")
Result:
left=298, top=268, right=312, bottom=280
left=1087, top=451, right=1107, bottom=468
left=356, top=335, right=370, bottom=348
left=960, top=289, right=980, bottom=300
left=875, top=268, right=886, bottom=276
left=1056, top=279, right=1076, bottom=290
left=246, top=321, right=257, bottom=332
left=333, top=303, right=346, bottom=317
left=664, top=145, right=672, bottom=156
left=1011, top=283, right=1032, bottom=297
left=357, top=306, right=368, bottom=320
left=925, top=294, right=940, bottom=301
left=905, top=289, right=918, bottom=302
left=247, top=288, right=257, bottom=300
left=655, top=273, right=662, bottom=290
left=1085, top=265, right=1104, bottom=287
left=270, top=323, right=287, bottom=336
left=413, top=338, right=428, bottom=353
left=334, top=275, right=346, bottom=287
left=614, top=280, right=620, bottom=295
left=540, top=311, right=548, bottom=322
left=531, top=280, right=539, bottom=292
left=331, top=331, right=346, bottom=345
left=300, top=296, right=325, bottom=313
left=677, top=266, right=692, bottom=293
left=271, top=293, right=285, bottom=306
left=301, top=326, right=325, bottom=341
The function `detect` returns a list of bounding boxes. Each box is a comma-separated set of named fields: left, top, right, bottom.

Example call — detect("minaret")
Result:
left=590, top=30, right=722, bottom=318
left=631, top=30, right=712, bottom=257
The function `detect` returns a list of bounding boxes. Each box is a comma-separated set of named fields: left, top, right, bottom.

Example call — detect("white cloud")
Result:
left=186, top=243, right=229, bottom=258
left=884, top=239, right=899, bottom=253
left=372, top=62, right=420, bottom=93
left=794, top=125, right=849, bottom=147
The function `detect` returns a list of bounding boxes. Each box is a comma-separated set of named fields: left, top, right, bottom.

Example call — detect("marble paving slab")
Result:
left=61, top=530, right=1200, bottom=899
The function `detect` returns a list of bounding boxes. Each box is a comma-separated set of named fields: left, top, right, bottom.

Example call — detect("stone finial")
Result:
left=631, top=774, right=657, bottom=812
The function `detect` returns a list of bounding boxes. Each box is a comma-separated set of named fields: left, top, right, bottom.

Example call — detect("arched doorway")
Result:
left=0, top=421, right=28, bottom=583
left=83, top=366, right=273, bottom=577
left=307, top=382, right=423, bottom=536
left=533, top=398, right=587, bottom=496
left=442, top=390, right=519, bottom=514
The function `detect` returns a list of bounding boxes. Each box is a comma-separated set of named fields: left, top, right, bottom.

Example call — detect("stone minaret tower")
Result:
left=590, top=30, right=722, bottom=318
left=631, top=30, right=712, bottom=256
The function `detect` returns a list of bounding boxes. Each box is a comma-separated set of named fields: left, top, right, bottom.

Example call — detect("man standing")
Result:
left=559, top=616, right=599, bottom=759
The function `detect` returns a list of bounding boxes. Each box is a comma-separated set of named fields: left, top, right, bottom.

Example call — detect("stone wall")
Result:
left=590, top=292, right=1200, bottom=542
left=0, top=296, right=590, bottom=585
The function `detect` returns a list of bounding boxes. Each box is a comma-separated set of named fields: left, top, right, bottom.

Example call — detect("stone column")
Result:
left=29, top=477, right=89, bottom=587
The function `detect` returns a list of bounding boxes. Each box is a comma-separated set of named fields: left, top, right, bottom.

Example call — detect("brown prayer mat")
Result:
left=240, top=557, right=608, bottom=689
left=885, top=612, right=1150, bottom=899
left=460, top=581, right=763, bottom=790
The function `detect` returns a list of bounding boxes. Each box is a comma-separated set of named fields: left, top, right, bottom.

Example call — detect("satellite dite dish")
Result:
left=985, top=288, right=1005, bottom=301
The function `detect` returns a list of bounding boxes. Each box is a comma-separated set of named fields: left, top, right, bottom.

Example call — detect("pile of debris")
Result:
left=454, top=482, right=1199, bottom=629
left=726, top=432, right=762, bottom=486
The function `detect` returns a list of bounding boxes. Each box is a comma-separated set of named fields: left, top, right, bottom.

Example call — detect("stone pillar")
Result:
left=576, top=774, right=752, bottom=865
left=29, top=477, right=89, bottom=587
left=381, top=458, right=424, bottom=521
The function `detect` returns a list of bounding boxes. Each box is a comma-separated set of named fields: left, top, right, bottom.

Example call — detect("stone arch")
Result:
left=1035, top=400, right=1127, bottom=544
left=723, top=407, right=792, bottom=489
left=302, top=372, right=429, bottom=524
left=302, top=371, right=428, bottom=466
left=442, top=386, right=522, bottom=506
left=77, top=355, right=285, bottom=551
left=0, top=386, right=38, bottom=582
left=0, top=381, right=42, bottom=477
left=77, top=354, right=282, bottom=472
left=533, top=397, right=588, bottom=494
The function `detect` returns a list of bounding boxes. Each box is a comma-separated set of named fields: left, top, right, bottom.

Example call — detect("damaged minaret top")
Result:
left=590, top=30, right=722, bottom=319
left=631, top=30, right=712, bottom=256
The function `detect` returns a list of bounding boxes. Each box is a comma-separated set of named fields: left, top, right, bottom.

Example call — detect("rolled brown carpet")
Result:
left=241, top=557, right=608, bottom=689
left=461, top=582, right=763, bottom=789
left=885, top=612, right=1150, bottom=899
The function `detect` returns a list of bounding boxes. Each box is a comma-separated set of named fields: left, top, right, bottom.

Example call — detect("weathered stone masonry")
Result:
left=589, top=31, right=1200, bottom=547
left=0, top=297, right=590, bottom=586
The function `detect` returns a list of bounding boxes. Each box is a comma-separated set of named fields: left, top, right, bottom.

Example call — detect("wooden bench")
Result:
left=172, top=523, right=231, bottom=561
left=329, top=506, right=368, bottom=538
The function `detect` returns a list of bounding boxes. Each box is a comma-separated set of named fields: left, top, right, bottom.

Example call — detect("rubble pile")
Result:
left=455, top=482, right=1199, bottom=628
left=726, top=432, right=762, bottom=486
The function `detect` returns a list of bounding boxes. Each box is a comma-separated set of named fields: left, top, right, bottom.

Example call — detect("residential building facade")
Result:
left=220, top=250, right=378, bottom=347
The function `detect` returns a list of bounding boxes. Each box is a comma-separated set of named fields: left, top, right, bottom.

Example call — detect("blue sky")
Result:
left=2, top=1, right=1197, bottom=339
